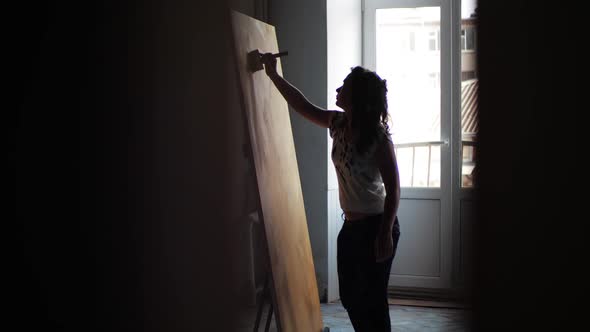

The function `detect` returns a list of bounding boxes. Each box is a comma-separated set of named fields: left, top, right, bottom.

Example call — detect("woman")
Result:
left=261, top=53, right=401, bottom=332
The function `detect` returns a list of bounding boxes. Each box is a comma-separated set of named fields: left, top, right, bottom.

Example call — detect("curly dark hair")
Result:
left=347, top=66, right=391, bottom=154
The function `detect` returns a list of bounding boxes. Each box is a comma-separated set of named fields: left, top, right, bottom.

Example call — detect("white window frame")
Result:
left=363, top=0, right=458, bottom=195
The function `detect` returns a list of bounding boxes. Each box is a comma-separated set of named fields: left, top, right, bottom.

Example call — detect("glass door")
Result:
left=364, top=0, right=453, bottom=289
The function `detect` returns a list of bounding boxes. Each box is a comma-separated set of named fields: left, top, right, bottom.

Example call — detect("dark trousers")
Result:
left=337, top=214, right=401, bottom=332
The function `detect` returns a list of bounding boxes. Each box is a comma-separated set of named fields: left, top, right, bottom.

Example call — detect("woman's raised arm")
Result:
left=261, top=53, right=337, bottom=128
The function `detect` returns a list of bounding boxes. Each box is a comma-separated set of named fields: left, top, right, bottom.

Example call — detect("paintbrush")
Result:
left=247, top=50, right=289, bottom=72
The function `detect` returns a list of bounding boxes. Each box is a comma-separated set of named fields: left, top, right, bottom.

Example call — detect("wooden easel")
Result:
left=253, top=272, right=329, bottom=332
left=231, top=10, right=327, bottom=332
left=247, top=212, right=276, bottom=332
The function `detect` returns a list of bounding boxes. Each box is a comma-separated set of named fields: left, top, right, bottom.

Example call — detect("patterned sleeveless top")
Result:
left=329, top=112, right=391, bottom=213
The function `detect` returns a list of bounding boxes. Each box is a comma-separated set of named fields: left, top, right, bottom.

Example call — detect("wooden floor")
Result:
left=238, top=300, right=470, bottom=331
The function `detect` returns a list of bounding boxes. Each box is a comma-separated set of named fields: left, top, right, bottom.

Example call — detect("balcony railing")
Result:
left=394, top=140, right=476, bottom=188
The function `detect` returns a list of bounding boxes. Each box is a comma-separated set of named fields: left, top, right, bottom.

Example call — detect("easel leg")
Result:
left=253, top=274, right=273, bottom=332
left=264, top=302, right=273, bottom=332
left=253, top=297, right=264, bottom=331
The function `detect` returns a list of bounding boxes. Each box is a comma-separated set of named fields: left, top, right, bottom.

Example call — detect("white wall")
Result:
left=270, top=0, right=329, bottom=300
left=271, top=0, right=363, bottom=302
left=326, top=0, right=362, bottom=302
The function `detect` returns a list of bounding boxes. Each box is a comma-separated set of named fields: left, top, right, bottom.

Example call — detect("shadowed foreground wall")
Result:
left=472, top=1, right=584, bottom=331
left=17, top=1, right=245, bottom=331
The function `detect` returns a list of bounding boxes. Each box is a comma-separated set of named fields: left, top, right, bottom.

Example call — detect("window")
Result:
left=461, top=27, right=476, bottom=51
left=428, top=72, right=440, bottom=89
left=428, top=29, right=440, bottom=51
left=366, top=1, right=477, bottom=190
left=375, top=7, right=442, bottom=188
left=409, top=31, right=416, bottom=51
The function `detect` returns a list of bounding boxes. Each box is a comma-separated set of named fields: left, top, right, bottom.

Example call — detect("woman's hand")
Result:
left=260, top=52, right=278, bottom=77
left=375, top=228, right=394, bottom=263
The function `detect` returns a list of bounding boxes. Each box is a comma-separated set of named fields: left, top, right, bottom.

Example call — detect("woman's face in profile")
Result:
left=336, top=76, right=353, bottom=112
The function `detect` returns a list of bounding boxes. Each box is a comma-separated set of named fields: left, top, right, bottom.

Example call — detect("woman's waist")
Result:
left=343, top=210, right=382, bottom=222
left=339, top=194, right=385, bottom=219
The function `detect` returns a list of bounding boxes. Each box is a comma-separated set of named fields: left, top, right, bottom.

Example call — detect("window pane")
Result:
left=466, top=28, right=475, bottom=50
left=376, top=7, right=441, bottom=188
left=461, top=144, right=475, bottom=187
left=461, top=0, right=478, bottom=188
left=413, top=146, right=430, bottom=187
left=461, top=29, right=466, bottom=50
left=395, top=147, right=414, bottom=187
left=429, top=146, right=441, bottom=187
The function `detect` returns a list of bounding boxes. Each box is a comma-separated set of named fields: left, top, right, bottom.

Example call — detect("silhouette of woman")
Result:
left=261, top=53, right=401, bottom=332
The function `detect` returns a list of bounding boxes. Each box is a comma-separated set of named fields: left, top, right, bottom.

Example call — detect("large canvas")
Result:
left=230, top=10, right=323, bottom=332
